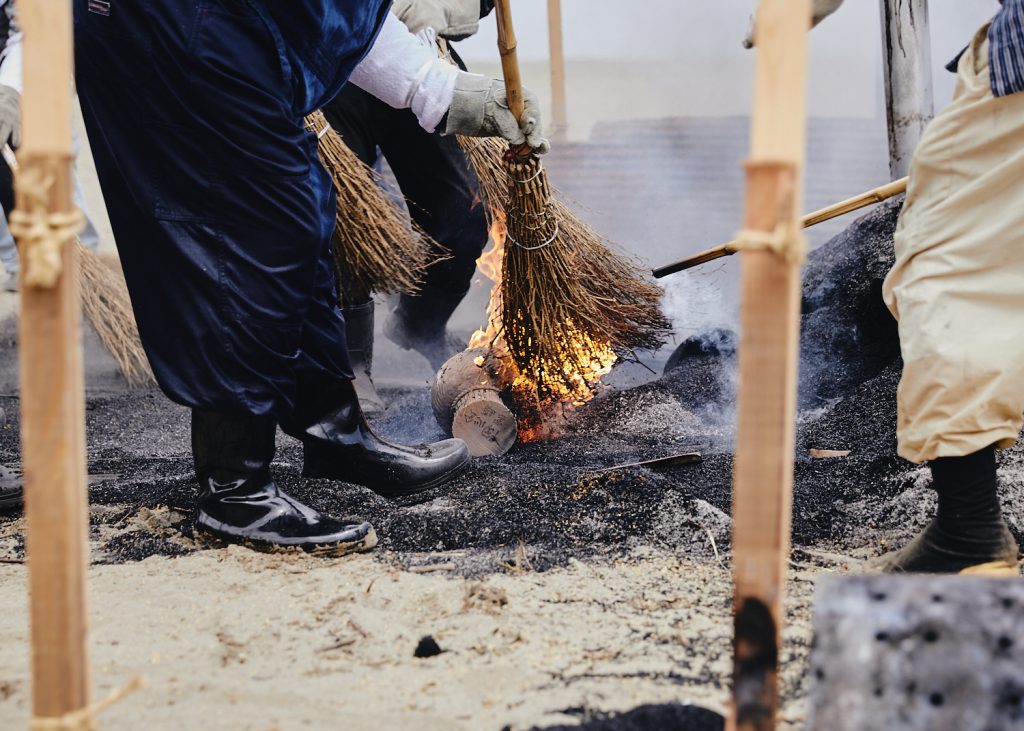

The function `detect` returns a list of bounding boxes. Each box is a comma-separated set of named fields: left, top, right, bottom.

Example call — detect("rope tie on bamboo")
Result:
left=8, top=160, right=85, bottom=288
left=731, top=217, right=806, bottom=266
left=30, top=676, right=145, bottom=731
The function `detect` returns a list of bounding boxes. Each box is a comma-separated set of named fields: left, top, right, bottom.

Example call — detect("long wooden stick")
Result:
left=729, top=0, right=810, bottom=729
left=652, top=176, right=908, bottom=278
left=17, top=0, right=92, bottom=722
left=546, top=0, right=568, bottom=140
left=493, top=0, right=525, bottom=121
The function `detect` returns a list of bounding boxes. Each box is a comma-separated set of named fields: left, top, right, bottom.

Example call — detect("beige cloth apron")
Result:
left=883, top=23, right=1024, bottom=463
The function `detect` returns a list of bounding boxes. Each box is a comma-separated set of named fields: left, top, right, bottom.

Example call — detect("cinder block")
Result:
left=807, top=575, right=1024, bottom=731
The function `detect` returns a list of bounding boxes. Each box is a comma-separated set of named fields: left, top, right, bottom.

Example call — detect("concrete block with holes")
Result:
left=806, top=575, right=1024, bottom=731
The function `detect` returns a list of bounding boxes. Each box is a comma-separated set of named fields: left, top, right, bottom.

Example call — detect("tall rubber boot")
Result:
left=282, top=377, right=470, bottom=503
left=192, top=409, right=377, bottom=555
left=867, top=445, right=1020, bottom=575
left=341, top=301, right=385, bottom=416
left=383, top=289, right=468, bottom=372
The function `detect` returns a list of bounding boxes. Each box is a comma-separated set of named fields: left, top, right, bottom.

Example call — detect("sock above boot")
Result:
left=868, top=445, right=1019, bottom=574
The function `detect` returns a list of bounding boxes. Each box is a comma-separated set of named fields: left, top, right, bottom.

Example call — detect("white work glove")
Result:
left=0, top=85, right=20, bottom=149
left=743, top=0, right=845, bottom=48
left=391, top=0, right=482, bottom=41
left=442, top=72, right=550, bottom=154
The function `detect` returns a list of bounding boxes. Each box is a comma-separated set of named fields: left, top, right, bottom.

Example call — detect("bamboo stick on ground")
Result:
left=14, top=0, right=92, bottom=722
left=652, top=176, right=909, bottom=278
left=305, top=110, right=436, bottom=303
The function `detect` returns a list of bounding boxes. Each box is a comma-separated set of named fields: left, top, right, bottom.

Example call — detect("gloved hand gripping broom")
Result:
left=477, top=0, right=670, bottom=398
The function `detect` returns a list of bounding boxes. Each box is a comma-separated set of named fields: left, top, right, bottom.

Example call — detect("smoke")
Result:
left=416, top=1, right=1003, bottom=388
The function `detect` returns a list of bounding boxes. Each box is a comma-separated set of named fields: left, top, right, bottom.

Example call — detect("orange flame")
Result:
left=471, top=211, right=616, bottom=441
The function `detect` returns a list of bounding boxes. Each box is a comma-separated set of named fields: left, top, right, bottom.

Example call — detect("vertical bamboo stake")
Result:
left=878, top=0, right=933, bottom=179
left=15, top=0, right=92, bottom=723
left=546, top=0, right=568, bottom=140
left=729, top=0, right=810, bottom=729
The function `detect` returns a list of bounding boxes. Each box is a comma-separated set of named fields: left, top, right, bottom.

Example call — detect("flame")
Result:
left=470, top=211, right=617, bottom=442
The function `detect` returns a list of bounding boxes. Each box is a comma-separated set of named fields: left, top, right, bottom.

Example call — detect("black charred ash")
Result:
left=0, top=198, right=1021, bottom=571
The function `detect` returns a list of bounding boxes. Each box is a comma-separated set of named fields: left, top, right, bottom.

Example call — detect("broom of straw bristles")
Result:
left=458, top=135, right=670, bottom=398
left=460, top=0, right=669, bottom=399
left=305, top=110, right=436, bottom=302
left=77, top=242, right=155, bottom=387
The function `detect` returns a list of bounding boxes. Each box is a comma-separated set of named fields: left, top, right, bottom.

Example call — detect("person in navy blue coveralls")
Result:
left=73, top=0, right=548, bottom=553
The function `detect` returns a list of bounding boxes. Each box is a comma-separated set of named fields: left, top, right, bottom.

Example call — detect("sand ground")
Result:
left=0, top=542, right=825, bottom=730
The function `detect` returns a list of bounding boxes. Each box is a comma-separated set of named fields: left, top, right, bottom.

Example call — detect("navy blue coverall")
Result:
left=74, top=0, right=388, bottom=419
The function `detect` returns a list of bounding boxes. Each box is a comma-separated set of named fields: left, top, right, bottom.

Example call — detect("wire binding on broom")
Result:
left=305, top=110, right=441, bottom=304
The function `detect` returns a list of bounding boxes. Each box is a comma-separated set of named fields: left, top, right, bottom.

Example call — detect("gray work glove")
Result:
left=0, top=85, right=20, bottom=149
left=743, top=0, right=845, bottom=48
left=391, top=0, right=482, bottom=41
left=443, top=72, right=550, bottom=154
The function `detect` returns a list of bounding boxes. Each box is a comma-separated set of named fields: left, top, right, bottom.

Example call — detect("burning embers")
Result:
left=433, top=215, right=619, bottom=453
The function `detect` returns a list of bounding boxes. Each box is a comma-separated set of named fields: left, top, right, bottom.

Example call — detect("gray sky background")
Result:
left=457, top=1, right=1001, bottom=123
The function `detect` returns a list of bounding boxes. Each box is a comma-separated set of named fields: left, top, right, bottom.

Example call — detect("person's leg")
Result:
left=875, top=25, right=1024, bottom=574
left=77, top=0, right=469, bottom=531
left=0, top=211, right=18, bottom=291
left=71, top=129, right=102, bottom=252
left=0, top=160, right=16, bottom=290
left=320, top=84, right=387, bottom=413
left=74, top=0, right=370, bottom=552
left=376, top=96, right=489, bottom=370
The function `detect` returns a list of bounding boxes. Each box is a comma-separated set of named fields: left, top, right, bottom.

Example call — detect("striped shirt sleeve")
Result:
left=989, top=0, right=1024, bottom=97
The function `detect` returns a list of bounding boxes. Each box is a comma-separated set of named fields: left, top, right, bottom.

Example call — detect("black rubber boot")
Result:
left=341, top=301, right=385, bottom=416
left=284, top=378, right=470, bottom=502
left=383, top=290, right=468, bottom=372
left=867, top=445, right=1020, bottom=575
left=192, top=409, right=377, bottom=555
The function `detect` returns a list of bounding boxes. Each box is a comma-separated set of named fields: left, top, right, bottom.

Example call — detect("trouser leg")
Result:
left=882, top=25, right=1024, bottom=464
left=324, top=84, right=488, bottom=313
left=0, top=160, right=16, bottom=279
left=0, top=213, right=17, bottom=277
left=74, top=0, right=351, bottom=419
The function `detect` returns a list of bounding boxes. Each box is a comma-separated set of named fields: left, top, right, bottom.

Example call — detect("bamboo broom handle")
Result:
left=652, top=176, right=909, bottom=278
left=493, top=0, right=526, bottom=124
left=801, top=175, right=908, bottom=227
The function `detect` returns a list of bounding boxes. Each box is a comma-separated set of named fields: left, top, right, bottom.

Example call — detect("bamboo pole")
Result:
left=879, top=0, right=933, bottom=179
left=494, top=0, right=525, bottom=122
left=15, top=0, right=92, bottom=724
left=728, top=0, right=810, bottom=729
left=546, top=0, right=568, bottom=140
left=652, top=177, right=908, bottom=278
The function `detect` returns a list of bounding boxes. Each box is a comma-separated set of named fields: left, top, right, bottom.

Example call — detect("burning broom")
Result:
left=304, top=110, right=437, bottom=303
left=459, top=0, right=669, bottom=401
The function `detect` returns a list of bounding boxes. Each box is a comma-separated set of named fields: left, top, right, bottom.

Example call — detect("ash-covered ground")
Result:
left=2, top=197, right=1019, bottom=576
